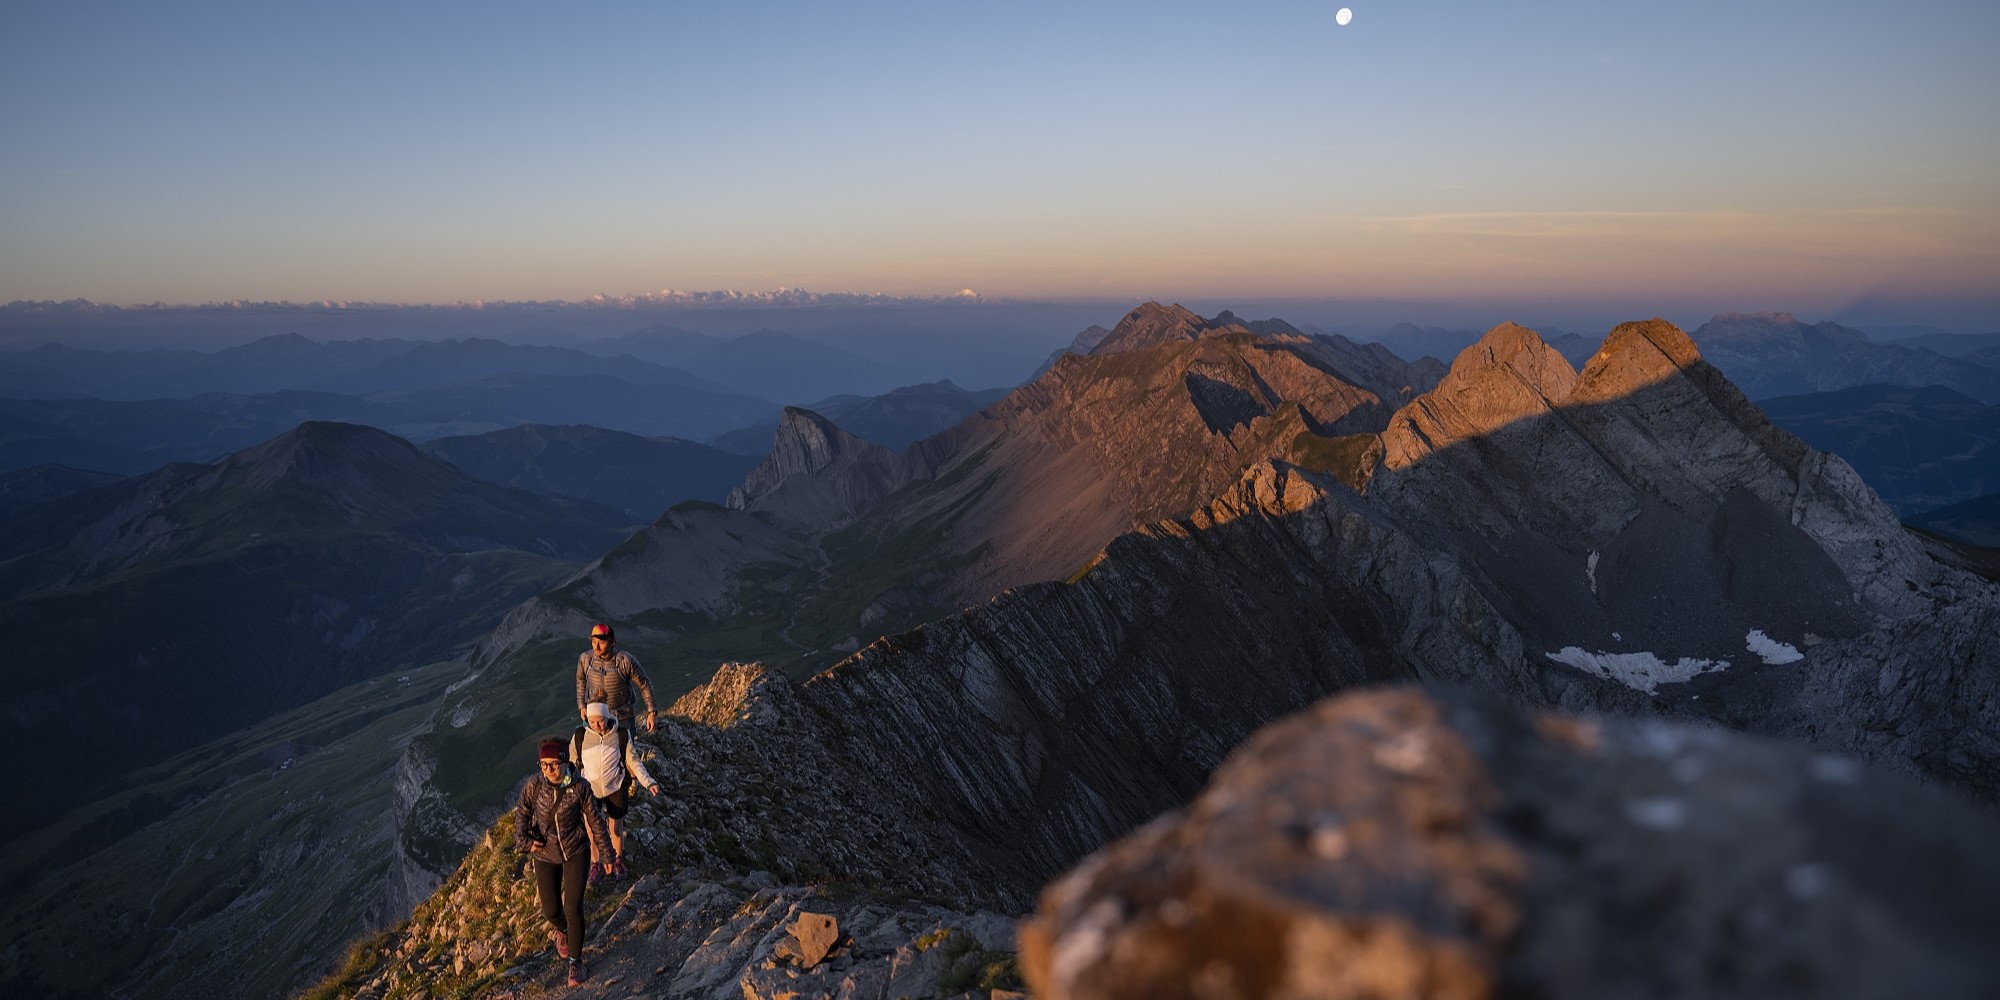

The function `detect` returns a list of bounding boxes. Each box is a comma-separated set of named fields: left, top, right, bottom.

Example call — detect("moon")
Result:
left=1336, top=7, right=1353, bottom=26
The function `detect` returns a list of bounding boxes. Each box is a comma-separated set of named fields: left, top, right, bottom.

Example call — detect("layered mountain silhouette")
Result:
left=0, top=463, right=123, bottom=516
left=1758, top=383, right=2000, bottom=515
left=422, top=424, right=760, bottom=520
left=0, top=421, right=631, bottom=834
left=0, top=373, right=778, bottom=476
left=1690, top=311, right=2000, bottom=402
left=1879, top=329, right=2000, bottom=357
left=1909, top=492, right=2000, bottom=548
left=589, top=325, right=915, bottom=402
left=0, top=334, right=739, bottom=400
left=709, top=379, right=1011, bottom=455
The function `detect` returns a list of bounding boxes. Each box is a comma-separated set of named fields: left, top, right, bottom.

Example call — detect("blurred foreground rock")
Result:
left=1021, top=686, right=2000, bottom=1000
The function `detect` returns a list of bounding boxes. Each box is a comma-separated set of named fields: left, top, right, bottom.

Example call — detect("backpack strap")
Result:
left=570, top=725, right=586, bottom=766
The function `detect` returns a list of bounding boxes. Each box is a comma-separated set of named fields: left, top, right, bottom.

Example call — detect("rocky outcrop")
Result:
left=1020, top=686, right=2000, bottom=999
left=1299, top=333, right=1447, bottom=406
left=1370, top=318, right=1940, bottom=677
left=727, top=406, right=921, bottom=526
left=1088, top=301, right=1219, bottom=355
left=314, top=666, right=1029, bottom=999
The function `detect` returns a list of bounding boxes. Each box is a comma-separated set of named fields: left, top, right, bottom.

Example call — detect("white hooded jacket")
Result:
left=569, top=717, right=659, bottom=799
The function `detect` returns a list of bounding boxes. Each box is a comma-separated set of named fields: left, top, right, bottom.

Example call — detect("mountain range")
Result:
left=421, top=424, right=760, bottom=520
left=587, top=325, right=927, bottom=403
left=0, top=422, right=632, bottom=836
left=1757, top=383, right=2000, bottom=516
left=8, top=300, right=1998, bottom=998
left=0, top=375, right=777, bottom=476
left=398, top=303, right=1995, bottom=915
left=1689, top=311, right=2000, bottom=402
left=0, top=335, right=737, bottom=400
left=709, top=380, right=1014, bottom=456
left=319, top=303, right=1998, bottom=998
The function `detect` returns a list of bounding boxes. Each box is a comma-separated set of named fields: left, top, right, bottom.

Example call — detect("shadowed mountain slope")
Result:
left=0, top=369, right=780, bottom=477
left=422, top=423, right=759, bottom=521
left=1908, top=493, right=2000, bottom=548
left=1758, top=383, right=2000, bottom=515
left=709, top=379, right=1010, bottom=455
left=0, top=422, right=630, bottom=836
left=728, top=301, right=1391, bottom=605
left=591, top=325, right=910, bottom=402
left=0, top=463, right=123, bottom=516
left=300, top=338, right=737, bottom=396
left=1691, top=311, right=2000, bottom=402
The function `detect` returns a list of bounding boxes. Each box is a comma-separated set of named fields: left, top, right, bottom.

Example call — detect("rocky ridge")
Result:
left=354, top=309, right=2000, bottom=997
left=317, top=664, right=1030, bottom=999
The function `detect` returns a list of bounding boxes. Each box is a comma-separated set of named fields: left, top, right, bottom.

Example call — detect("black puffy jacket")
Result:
left=514, top=769, right=609, bottom=865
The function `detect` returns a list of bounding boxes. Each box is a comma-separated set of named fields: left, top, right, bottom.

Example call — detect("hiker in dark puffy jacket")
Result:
left=516, top=737, right=612, bottom=987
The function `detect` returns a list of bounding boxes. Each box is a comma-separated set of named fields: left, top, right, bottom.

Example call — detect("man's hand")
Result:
left=529, top=839, right=546, bottom=853
left=645, top=710, right=657, bottom=733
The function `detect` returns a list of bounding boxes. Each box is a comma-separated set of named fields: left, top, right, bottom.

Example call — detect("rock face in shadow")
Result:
left=726, top=405, right=918, bottom=526
left=1020, top=686, right=2000, bottom=1000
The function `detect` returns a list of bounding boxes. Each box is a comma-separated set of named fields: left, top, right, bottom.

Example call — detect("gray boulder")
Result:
left=1021, top=686, right=2000, bottom=1000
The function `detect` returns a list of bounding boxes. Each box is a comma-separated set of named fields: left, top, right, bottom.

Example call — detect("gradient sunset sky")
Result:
left=3, top=0, right=1995, bottom=322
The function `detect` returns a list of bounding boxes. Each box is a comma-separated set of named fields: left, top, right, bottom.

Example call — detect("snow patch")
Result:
left=1545, top=647, right=1728, bottom=694
left=1586, top=550, right=1600, bottom=594
left=1745, top=629, right=1803, bottom=664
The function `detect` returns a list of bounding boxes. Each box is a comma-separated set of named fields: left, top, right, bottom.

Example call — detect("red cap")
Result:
left=590, top=623, right=614, bottom=641
left=538, top=738, right=565, bottom=761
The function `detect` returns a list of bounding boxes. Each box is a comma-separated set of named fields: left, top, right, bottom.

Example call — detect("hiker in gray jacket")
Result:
left=577, top=622, right=657, bottom=733
left=516, top=738, right=612, bottom=987
left=572, top=701, right=663, bottom=881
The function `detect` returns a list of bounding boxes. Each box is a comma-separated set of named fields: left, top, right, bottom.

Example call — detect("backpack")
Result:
left=571, top=723, right=634, bottom=794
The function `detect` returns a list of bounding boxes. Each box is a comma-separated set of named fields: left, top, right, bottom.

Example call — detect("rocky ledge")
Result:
left=1021, top=685, right=2000, bottom=1000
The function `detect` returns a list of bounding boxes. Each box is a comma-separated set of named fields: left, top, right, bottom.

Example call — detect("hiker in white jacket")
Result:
left=570, top=701, right=662, bottom=880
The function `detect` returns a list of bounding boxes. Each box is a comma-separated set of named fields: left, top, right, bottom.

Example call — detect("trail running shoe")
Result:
left=567, top=959, right=587, bottom=986
left=552, top=927, right=569, bottom=959
left=612, top=856, right=628, bottom=878
left=587, top=863, right=602, bottom=887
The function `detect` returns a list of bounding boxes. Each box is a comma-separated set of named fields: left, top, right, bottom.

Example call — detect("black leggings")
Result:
left=534, top=856, right=588, bottom=955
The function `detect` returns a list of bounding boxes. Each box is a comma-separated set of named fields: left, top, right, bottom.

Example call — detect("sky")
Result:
left=3, top=0, right=1997, bottom=326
